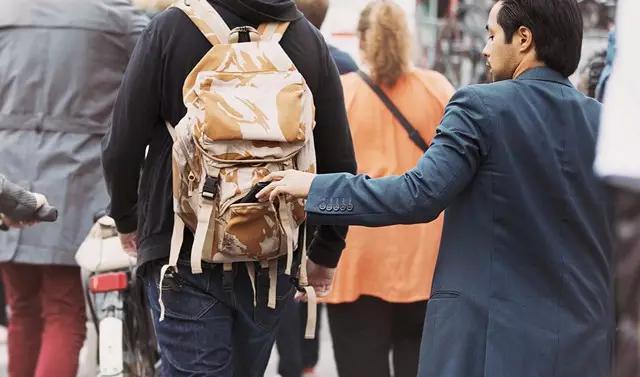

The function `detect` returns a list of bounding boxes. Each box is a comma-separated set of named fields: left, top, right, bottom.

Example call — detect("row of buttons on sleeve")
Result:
left=317, top=199, right=354, bottom=212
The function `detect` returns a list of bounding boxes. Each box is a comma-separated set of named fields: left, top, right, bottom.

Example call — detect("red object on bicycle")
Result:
left=89, top=272, right=128, bottom=293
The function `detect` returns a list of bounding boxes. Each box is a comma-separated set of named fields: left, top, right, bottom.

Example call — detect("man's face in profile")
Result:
left=482, top=1, right=521, bottom=82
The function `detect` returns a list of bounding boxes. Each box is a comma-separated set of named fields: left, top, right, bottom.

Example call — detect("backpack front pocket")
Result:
left=218, top=202, right=283, bottom=260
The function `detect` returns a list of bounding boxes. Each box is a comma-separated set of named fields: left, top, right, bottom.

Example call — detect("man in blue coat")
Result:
left=257, top=0, right=614, bottom=376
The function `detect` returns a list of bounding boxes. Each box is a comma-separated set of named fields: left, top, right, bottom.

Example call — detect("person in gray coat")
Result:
left=0, top=1, right=147, bottom=376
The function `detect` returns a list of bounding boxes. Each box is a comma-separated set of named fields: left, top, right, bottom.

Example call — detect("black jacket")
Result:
left=102, top=0, right=357, bottom=267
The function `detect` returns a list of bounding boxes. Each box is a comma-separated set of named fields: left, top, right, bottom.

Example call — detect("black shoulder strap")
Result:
left=357, top=71, right=429, bottom=152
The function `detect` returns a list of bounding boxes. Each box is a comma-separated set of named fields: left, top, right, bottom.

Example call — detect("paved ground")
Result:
left=0, top=312, right=338, bottom=377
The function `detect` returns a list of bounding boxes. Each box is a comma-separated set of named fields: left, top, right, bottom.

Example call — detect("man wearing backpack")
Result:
left=101, top=0, right=356, bottom=375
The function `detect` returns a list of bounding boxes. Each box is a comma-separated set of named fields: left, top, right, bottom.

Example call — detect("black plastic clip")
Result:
left=202, top=176, right=219, bottom=200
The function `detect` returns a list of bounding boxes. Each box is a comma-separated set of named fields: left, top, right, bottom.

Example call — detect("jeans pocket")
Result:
left=253, top=269, right=295, bottom=331
left=146, top=260, right=220, bottom=321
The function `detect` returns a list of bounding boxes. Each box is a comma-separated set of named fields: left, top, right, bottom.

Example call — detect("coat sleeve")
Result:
left=305, top=86, right=491, bottom=227
left=0, top=174, right=38, bottom=221
left=101, top=22, right=161, bottom=234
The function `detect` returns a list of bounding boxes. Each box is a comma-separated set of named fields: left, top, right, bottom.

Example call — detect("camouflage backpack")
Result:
left=160, top=0, right=317, bottom=337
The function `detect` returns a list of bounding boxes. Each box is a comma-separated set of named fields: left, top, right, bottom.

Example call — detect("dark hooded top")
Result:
left=102, top=0, right=357, bottom=267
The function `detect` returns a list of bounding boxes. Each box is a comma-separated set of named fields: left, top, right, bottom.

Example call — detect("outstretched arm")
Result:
left=258, top=86, right=492, bottom=227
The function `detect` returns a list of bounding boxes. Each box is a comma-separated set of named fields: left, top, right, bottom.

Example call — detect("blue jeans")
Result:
left=140, top=258, right=296, bottom=377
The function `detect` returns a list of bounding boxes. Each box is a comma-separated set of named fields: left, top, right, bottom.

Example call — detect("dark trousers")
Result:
left=141, top=258, right=295, bottom=377
left=0, top=263, right=86, bottom=377
left=275, top=302, right=322, bottom=377
left=327, top=296, right=427, bottom=377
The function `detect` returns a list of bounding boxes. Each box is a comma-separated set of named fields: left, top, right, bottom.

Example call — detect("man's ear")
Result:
left=517, top=26, right=535, bottom=53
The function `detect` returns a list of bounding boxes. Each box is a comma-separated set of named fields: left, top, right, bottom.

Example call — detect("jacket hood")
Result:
left=213, top=0, right=302, bottom=22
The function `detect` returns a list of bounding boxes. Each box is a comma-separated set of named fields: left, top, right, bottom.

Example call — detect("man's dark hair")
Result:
left=295, top=0, right=329, bottom=30
left=497, top=0, right=583, bottom=77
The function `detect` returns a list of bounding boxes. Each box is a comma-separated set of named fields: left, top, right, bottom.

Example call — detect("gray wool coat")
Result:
left=0, top=0, right=148, bottom=265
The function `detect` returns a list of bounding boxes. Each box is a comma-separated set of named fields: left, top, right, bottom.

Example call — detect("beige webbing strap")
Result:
left=258, top=22, right=290, bottom=42
left=173, top=0, right=230, bottom=45
left=169, top=214, right=185, bottom=268
left=159, top=120, right=180, bottom=322
left=246, top=262, right=257, bottom=307
left=190, top=200, right=214, bottom=274
left=303, top=286, right=317, bottom=339
left=165, top=121, right=177, bottom=142
left=268, top=260, right=278, bottom=309
left=299, top=225, right=309, bottom=286
left=278, top=199, right=295, bottom=275
left=158, top=264, right=172, bottom=322
left=159, top=213, right=185, bottom=321
left=298, top=225, right=316, bottom=338
left=203, top=217, right=215, bottom=259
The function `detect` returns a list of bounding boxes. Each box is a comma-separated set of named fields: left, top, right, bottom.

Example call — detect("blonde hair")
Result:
left=358, top=1, right=411, bottom=87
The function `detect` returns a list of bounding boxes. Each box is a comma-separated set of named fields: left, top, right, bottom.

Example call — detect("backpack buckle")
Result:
left=202, top=176, right=219, bottom=200
left=229, top=26, right=260, bottom=43
left=289, top=276, right=307, bottom=293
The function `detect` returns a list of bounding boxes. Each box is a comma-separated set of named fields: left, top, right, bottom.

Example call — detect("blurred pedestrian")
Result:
left=318, top=2, right=453, bottom=377
left=595, top=30, right=616, bottom=102
left=577, top=49, right=606, bottom=99
left=0, top=1, right=147, bottom=376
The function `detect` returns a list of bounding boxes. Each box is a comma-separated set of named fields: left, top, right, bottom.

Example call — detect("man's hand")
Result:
left=256, top=170, right=316, bottom=202
left=296, top=258, right=336, bottom=301
left=119, top=231, right=138, bottom=257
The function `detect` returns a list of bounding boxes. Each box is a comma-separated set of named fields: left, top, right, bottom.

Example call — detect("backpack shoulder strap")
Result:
left=357, top=70, right=430, bottom=152
left=165, top=121, right=176, bottom=142
left=257, top=22, right=290, bottom=43
left=172, top=0, right=230, bottom=45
